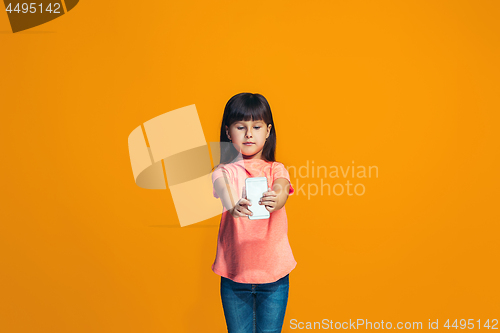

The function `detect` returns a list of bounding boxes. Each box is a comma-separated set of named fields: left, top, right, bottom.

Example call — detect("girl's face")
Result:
left=226, top=119, right=272, bottom=159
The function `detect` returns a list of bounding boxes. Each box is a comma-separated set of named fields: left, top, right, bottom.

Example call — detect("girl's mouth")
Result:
left=243, top=143, right=255, bottom=146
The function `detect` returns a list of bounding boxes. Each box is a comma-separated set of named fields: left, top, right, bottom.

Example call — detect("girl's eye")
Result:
left=236, top=126, right=261, bottom=130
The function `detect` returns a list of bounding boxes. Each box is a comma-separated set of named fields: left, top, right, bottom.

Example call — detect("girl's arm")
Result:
left=260, top=178, right=290, bottom=212
left=214, top=174, right=253, bottom=218
left=273, top=178, right=291, bottom=210
left=214, top=174, right=239, bottom=212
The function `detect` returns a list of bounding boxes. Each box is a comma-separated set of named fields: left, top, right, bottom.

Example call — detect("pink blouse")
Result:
left=211, top=158, right=297, bottom=284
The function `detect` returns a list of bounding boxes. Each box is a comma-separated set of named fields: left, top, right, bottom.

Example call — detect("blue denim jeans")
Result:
left=220, top=274, right=289, bottom=333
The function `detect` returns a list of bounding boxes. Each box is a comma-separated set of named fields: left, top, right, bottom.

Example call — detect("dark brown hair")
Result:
left=216, top=93, right=277, bottom=167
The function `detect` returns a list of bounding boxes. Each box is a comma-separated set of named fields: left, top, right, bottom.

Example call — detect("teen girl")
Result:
left=211, top=93, right=296, bottom=333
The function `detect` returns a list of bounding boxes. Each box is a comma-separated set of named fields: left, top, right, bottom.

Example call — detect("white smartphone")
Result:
left=245, top=177, right=270, bottom=220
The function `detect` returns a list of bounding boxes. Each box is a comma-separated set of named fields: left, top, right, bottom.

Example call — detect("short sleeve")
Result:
left=272, top=162, right=294, bottom=195
left=212, top=164, right=230, bottom=199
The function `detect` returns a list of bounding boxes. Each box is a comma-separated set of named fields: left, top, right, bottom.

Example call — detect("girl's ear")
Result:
left=266, top=124, right=272, bottom=138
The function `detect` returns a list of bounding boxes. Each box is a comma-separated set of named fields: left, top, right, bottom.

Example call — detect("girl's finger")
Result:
left=241, top=207, right=253, bottom=216
left=234, top=207, right=246, bottom=217
left=236, top=203, right=253, bottom=215
left=239, top=198, right=252, bottom=206
left=260, top=196, right=276, bottom=202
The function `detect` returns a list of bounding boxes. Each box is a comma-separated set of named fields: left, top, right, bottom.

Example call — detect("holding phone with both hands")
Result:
left=245, top=177, right=270, bottom=220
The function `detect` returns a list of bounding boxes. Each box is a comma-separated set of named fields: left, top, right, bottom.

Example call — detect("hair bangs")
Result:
left=228, top=95, right=268, bottom=125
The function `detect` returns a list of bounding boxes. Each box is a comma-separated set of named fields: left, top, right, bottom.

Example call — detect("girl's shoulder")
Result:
left=270, top=160, right=289, bottom=170
left=214, top=162, right=234, bottom=170
left=270, top=160, right=292, bottom=179
left=212, top=163, right=232, bottom=179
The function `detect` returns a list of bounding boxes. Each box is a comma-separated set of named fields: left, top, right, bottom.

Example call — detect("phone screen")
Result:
left=245, top=177, right=270, bottom=220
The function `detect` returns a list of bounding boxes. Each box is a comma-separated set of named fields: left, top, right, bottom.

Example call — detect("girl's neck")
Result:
left=242, top=151, right=264, bottom=161
left=242, top=158, right=268, bottom=163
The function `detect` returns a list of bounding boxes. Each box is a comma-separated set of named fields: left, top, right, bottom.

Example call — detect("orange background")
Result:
left=1, top=1, right=499, bottom=332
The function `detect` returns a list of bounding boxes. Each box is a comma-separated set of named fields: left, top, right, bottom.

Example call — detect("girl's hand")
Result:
left=230, top=198, right=253, bottom=218
left=259, top=187, right=279, bottom=213
left=229, top=186, right=253, bottom=218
